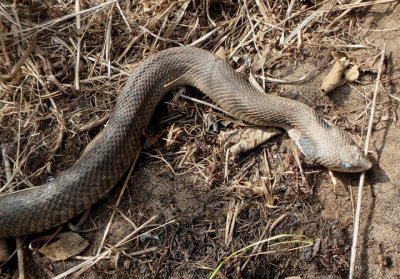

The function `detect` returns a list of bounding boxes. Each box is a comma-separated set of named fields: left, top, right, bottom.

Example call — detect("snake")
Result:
left=0, top=47, right=372, bottom=238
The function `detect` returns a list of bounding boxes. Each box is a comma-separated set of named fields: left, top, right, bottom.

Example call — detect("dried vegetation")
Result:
left=0, top=0, right=396, bottom=278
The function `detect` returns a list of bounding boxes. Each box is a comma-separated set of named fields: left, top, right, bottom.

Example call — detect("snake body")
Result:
left=0, top=47, right=371, bottom=238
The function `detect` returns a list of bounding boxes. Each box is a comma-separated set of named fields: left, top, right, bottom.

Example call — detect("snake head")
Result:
left=335, top=145, right=372, bottom=173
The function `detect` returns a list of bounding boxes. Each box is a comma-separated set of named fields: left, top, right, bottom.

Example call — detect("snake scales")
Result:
left=0, top=47, right=371, bottom=238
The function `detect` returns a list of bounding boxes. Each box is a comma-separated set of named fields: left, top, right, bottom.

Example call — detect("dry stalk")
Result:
left=1, top=144, right=12, bottom=181
left=240, top=220, right=270, bottom=271
left=2, top=0, right=118, bottom=37
left=74, top=0, right=81, bottom=90
left=348, top=45, right=386, bottom=279
left=96, top=147, right=142, bottom=255
left=54, top=216, right=174, bottom=279
left=15, top=237, right=25, bottom=279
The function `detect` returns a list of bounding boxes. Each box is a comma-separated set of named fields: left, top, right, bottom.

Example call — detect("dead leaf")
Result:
left=38, top=232, right=89, bottom=261
left=320, top=51, right=360, bottom=94
left=215, top=46, right=226, bottom=60
left=0, top=240, right=10, bottom=262
left=205, top=113, right=219, bottom=132
left=220, top=127, right=281, bottom=155
left=344, top=64, right=359, bottom=81
left=251, top=46, right=271, bottom=73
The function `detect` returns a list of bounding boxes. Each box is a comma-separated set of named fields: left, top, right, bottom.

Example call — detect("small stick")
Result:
left=1, top=36, right=36, bottom=80
left=127, top=246, right=158, bottom=257
left=0, top=22, right=11, bottom=64
left=228, top=23, right=260, bottom=59
left=189, top=26, right=221, bottom=46
left=1, top=144, right=12, bottom=182
left=75, top=0, right=81, bottom=90
left=269, top=213, right=288, bottom=232
left=326, top=0, right=363, bottom=31
left=48, top=98, right=66, bottom=155
left=78, top=114, right=110, bottom=132
left=348, top=45, right=385, bottom=279
left=337, top=0, right=397, bottom=10
left=115, top=1, right=132, bottom=32
left=96, top=147, right=142, bottom=255
left=328, top=170, right=337, bottom=195
left=105, top=3, right=114, bottom=78
left=54, top=216, right=172, bottom=279
left=243, top=0, right=260, bottom=54
left=224, top=149, right=229, bottom=180
left=179, top=93, right=229, bottom=115
left=16, top=238, right=25, bottom=279
left=241, top=220, right=270, bottom=271
left=292, top=146, right=308, bottom=191
left=2, top=0, right=118, bottom=37
left=140, top=25, right=181, bottom=43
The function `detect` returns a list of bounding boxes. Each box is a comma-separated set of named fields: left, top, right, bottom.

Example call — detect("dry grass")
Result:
left=0, top=0, right=393, bottom=278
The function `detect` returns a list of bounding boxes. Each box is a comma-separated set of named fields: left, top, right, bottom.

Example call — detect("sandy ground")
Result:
left=271, top=3, right=400, bottom=277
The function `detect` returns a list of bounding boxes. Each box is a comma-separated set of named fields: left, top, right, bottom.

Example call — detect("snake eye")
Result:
left=344, top=163, right=352, bottom=169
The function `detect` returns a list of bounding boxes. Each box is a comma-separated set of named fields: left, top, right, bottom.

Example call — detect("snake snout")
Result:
left=337, top=145, right=372, bottom=173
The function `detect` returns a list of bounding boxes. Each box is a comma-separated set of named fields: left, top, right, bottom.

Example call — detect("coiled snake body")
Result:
left=0, top=47, right=371, bottom=238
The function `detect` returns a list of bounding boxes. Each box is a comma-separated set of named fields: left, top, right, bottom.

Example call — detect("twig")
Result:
left=105, top=3, right=114, bottom=78
left=269, top=213, right=288, bottom=232
left=74, top=0, right=81, bottom=90
left=16, top=238, right=25, bottom=279
left=96, top=147, right=142, bottom=255
left=0, top=36, right=36, bottom=80
left=228, top=22, right=260, bottom=58
left=348, top=45, right=385, bottom=279
left=281, top=7, right=323, bottom=46
left=2, top=0, right=118, bottom=37
left=160, top=0, right=190, bottom=46
left=241, top=220, right=270, bottom=270
left=337, top=0, right=397, bottom=10
left=115, top=1, right=132, bottom=32
left=127, top=246, right=158, bottom=257
left=292, top=146, right=309, bottom=192
left=0, top=22, right=11, bottom=64
left=388, top=92, right=400, bottom=103
left=53, top=217, right=174, bottom=279
left=1, top=144, right=12, bottom=182
left=243, top=0, right=260, bottom=53
left=78, top=114, right=110, bottom=132
left=178, top=93, right=229, bottom=115
left=328, top=170, right=338, bottom=195
left=326, top=0, right=363, bottom=31
left=140, top=25, right=181, bottom=43
left=281, top=0, right=398, bottom=46
left=189, top=26, right=221, bottom=46
left=255, top=0, right=270, bottom=20
left=48, top=98, right=66, bottom=155
left=224, top=149, right=229, bottom=180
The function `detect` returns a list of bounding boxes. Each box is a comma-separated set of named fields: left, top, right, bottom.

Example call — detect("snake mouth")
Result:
left=330, top=158, right=372, bottom=173
left=349, top=158, right=373, bottom=173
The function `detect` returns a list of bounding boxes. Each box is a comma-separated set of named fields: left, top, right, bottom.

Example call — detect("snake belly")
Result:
left=0, top=47, right=371, bottom=238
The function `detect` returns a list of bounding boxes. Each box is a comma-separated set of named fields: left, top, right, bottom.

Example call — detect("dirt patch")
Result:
left=0, top=1, right=399, bottom=279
